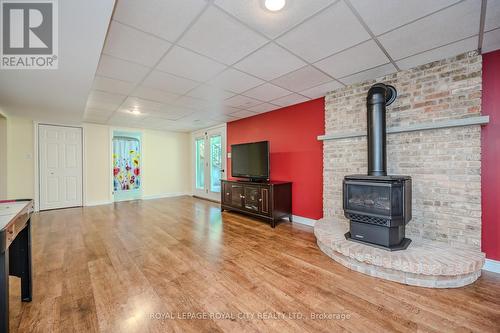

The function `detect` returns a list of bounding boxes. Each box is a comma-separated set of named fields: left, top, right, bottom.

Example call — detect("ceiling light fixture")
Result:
left=265, top=0, right=286, bottom=12
left=130, top=110, right=141, bottom=115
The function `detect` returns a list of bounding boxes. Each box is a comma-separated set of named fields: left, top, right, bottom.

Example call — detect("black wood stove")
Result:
left=343, top=83, right=412, bottom=251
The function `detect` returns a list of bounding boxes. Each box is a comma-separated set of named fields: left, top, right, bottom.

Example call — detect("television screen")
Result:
left=231, top=141, right=269, bottom=180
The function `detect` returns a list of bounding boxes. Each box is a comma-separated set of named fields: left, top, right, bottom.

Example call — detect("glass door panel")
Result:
left=192, top=126, right=226, bottom=201
left=195, top=137, right=205, bottom=190
left=244, top=186, right=260, bottom=212
left=210, top=135, right=222, bottom=193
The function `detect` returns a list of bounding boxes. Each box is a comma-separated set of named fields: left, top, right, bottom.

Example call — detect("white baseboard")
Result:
left=483, top=259, right=500, bottom=274
left=290, top=215, right=317, bottom=227
left=142, top=192, right=191, bottom=200
left=84, top=200, right=112, bottom=207
left=84, top=192, right=191, bottom=207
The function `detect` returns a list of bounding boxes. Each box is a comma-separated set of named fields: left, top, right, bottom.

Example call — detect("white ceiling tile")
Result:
left=485, top=0, right=500, bottom=31
left=113, top=0, right=206, bottom=42
left=214, top=0, right=335, bottom=38
left=223, top=95, right=263, bottom=108
left=86, top=90, right=126, bottom=111
left=396, top=36, right=478, bottom=70
left=179, top=112, right=220, bottom=125
left=142, top=70, right=199, bottom=94
left=208, top=68, right=264, bottom=93
left=276, top=1, right=370, bottom=62
left=187, top=84, right=235, bottom=100
left=96, top=55, right=150, bottom=83
left=141, top=116, right=179, bottom=128
left=92, top=76, right=136, bottom=95
left=233, top=43, right=306, bottom=81
left=210, top=114, right=239, bottom=123
left=270, top=93, right=310, bottom=107
left=299, top=80, right=344, bottom=99
left=85, top=108, right=114, bottom=119
left=229, top=110, right=259, bottom=119
left=103, top=21, right=171, bottom=67
left=131, top=86, right=181, bottom=104
left=154, top=105, right=194, bottom=120
left=121, top=97, right=164, bottom=112
left=178, top=6, right=268, bottom=65
left=339, top=63, right=397, bottom=85
left=378, top=0, right=481, bottom=60
left=173, top=95, right=216, bottom=110
left=156, top=46, right=227, bottom=82
left=315, top=40, right=389, bottom=78
left=482, top=28, right=500, bottom=54
left=116, top=108, right=149, bottom=119
left=247, top=103, right=280, bottom=113
left=242, top=83, right=291, bottom=102
left=349, top=0, right=460, bottom=36
left=271, top=65, right=332, bottom=92
left=221, top=106, right=244, bottom=115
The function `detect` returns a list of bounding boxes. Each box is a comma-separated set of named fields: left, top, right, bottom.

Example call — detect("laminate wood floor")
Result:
left=8, top=196, right=500, bottom=332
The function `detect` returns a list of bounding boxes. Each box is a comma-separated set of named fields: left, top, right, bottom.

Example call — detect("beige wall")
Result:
left=1, top=118, right=191, bottom=204
left=142, top=129, right=191, bottom=198
left=0, top=115, right=7, bottom=198
left=84, top=123, right=111, bottom=205
left=83, top=123, right=191, bottom=205
left=6, top=117, right=34, bottom=199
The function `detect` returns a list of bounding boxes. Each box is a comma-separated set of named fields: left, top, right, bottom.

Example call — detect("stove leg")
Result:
left=0, top=250, right=9, bottom=333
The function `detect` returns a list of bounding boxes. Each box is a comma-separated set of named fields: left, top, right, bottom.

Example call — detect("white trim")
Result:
left=142, top=192, right=192, bottom=201
left=290, top=215, right=317, bottom=227
left=483, top=259, right=500, bottom=274
left=190, top=123, right=227, bottom=201
left=84, top=200, right=112, bottom=207
left=83, top=193, right=191, bottom=207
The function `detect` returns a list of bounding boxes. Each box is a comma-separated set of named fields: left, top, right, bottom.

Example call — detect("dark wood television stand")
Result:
left=221, top=180, right=292, bottom=228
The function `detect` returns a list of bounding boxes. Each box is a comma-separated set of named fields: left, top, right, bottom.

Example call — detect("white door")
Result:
left=193, top=126, right=226, bottom=201
left=39, top=124, right=83, bottom=210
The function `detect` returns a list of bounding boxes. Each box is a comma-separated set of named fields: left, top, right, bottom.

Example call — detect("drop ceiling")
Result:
left=1, top=0, right=499, bottom=132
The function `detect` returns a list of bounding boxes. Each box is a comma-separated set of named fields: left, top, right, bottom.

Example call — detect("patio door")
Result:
left=193, top=125, right=226, bottom=201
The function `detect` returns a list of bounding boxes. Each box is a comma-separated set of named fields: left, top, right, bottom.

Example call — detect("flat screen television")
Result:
left=231, top=141, right=269, bottom=181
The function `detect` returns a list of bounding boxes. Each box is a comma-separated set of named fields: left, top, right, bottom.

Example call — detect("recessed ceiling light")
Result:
left=130, top=110, right=141, bottom=115
left=265, top=0, right=286, bottom=12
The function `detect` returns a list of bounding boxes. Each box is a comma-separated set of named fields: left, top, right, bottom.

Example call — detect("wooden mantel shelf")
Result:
left=317, top=115, right=490, bottom=141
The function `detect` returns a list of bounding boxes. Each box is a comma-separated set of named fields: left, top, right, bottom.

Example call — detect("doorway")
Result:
left=112, top=131, right=142, bottom=202
left=193, top=125, right=226, bottom=201
left=38, top=124, right=83, bottom=210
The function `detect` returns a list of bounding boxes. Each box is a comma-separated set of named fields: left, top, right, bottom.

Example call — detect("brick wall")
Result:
left=323, top=51, right=482, bottom=248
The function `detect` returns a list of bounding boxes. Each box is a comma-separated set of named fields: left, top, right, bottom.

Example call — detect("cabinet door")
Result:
left=222, top=182, right=231, bottom=204
left=229, top=184, right=244, bottom=208
left=260, top=187, right=270, bottom=215
left=243, top=186, right=261, bottom=213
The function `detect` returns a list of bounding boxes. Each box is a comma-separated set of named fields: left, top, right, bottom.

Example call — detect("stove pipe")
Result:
left=366, top=83, right=397, bottom=176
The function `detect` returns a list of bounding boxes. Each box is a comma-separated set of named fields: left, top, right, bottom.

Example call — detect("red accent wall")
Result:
left=227, top=98, right=324, bottom=220
left=482, top=50, right=500, bottom=261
